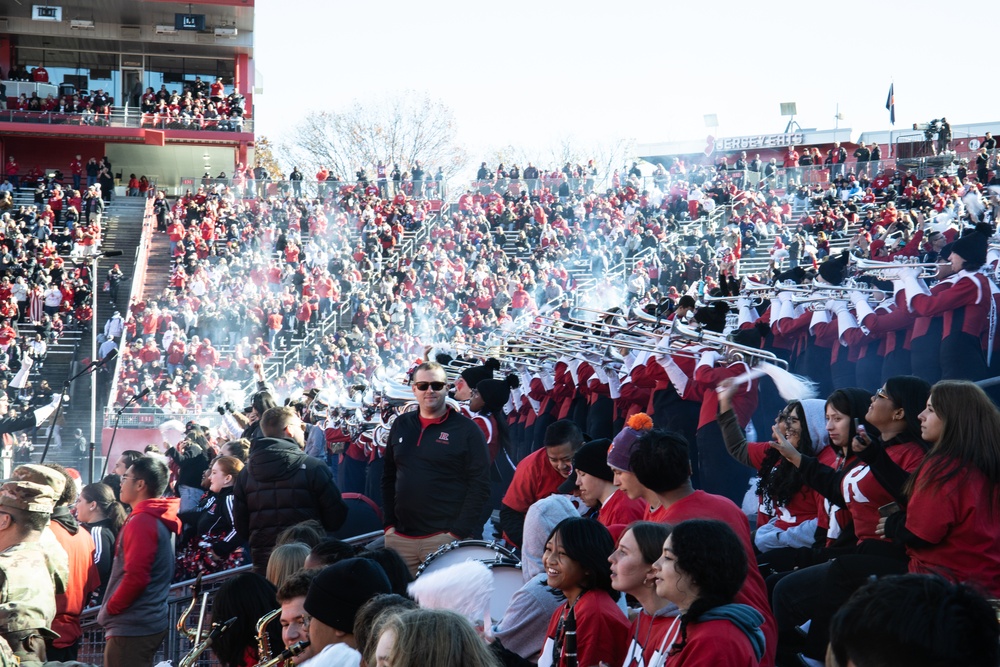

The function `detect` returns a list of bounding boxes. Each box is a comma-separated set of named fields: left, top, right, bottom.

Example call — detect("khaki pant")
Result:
left=104, top=630, right=167, bottom=667
left=385, top=531, right=456, bottom=575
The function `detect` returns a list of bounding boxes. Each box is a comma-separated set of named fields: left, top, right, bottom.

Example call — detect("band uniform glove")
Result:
left=33, top=393, right=66, bottom=426
left=697, top=349, right=722, bottom=370
left=9, top=356, right=32, bottom=390
left=828, top=299, right=849, bottom=314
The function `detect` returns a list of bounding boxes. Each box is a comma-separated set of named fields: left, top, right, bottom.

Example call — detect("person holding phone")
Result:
left=768, top=377, right=930, bottom=664
left=717, top=381, right=828, bottom=561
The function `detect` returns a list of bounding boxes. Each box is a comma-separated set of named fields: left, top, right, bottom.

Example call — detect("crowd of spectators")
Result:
left=104, top=140, right=998, bottom=421
left=110, top=175, right=440, bottom=413
left=2, top=67, right=248, bottom=131
left=139, top=80, right=246, bottom=132
left=0, top=164, right=113, bottom=449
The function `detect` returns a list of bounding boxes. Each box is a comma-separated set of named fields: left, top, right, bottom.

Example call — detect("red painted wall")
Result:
left=1, top=136, right=107, bottom=176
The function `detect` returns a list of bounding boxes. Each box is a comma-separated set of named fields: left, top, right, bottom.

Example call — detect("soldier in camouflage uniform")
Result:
left=0, top=479, right=97, bottom=667
left=9, top=466, right=68, bottom=595
left=0, top=479, right=59, bottom=662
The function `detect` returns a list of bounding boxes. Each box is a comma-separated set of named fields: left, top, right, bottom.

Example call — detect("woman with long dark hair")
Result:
left=175, top=456, right=247, bottom=581
left=210, top=572, right=282, bottom=667
left=75, top=482, right=127, bottom=604
left=650, top=519, right=765, bottom=665
left=537, top=517, right=630, bottom=667
left=880, top=381, right=1000, bottom=595
left=609, top=522, right=675, bottom=666
left=718, top=386, right=827, bottom=557
left=769, top=377, right=929, bottom=663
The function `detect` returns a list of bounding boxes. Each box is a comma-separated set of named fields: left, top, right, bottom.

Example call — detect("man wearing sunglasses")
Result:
left=381, top=362, right=491, bottom=574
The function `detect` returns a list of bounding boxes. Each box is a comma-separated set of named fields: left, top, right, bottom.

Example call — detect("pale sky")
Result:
left=253, top=0, right=999, bottom=164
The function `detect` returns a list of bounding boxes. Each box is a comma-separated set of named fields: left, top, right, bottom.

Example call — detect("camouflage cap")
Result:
left=0, top=601, right=59, bottom=639
left=10, top=465, right=65, bottom=499
left=0, top=482, right=56, bottom=515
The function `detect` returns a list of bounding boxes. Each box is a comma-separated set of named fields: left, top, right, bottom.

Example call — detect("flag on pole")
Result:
left=885, top=83, right=895, bottom=125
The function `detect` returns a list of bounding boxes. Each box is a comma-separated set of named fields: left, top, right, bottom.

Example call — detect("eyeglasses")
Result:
left=875, top=388, right=891, bottom=401
left=413, top=381, right=447, bottom=392
left=120, top=474, right=133, bottom=482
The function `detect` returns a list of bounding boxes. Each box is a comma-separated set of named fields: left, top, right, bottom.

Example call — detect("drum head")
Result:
left=416, top=540, right=517, bottom=578
left=487, top=561, right=524, bottom=622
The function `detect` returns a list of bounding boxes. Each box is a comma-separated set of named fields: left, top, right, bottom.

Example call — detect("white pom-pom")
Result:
left=408, top=560, right=494, bottom=626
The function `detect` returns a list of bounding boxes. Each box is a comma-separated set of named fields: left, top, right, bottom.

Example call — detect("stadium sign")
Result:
left=712, top=132, right=805, bottom=152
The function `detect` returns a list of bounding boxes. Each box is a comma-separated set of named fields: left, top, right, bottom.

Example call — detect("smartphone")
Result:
left=879, top=502, right=901, bottom=518
left=853, top=418, right=867, bottom=440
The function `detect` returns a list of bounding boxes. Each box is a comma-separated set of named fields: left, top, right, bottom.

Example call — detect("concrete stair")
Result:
left=39, top=196, right=148, bottom=471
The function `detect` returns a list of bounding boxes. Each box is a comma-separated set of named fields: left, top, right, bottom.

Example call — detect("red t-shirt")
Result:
left=905, top=464, right=1000, bottom=595
left=599, top=489, right=646, bottom=529
left=502, top=447, right=566, bottom=513
left=664, top=618, right=759, bottom=667
left=538, top=590, right=631, bottom=667
left=841, top=441, right=924, bottom=543
left=643, top=503, right=667, bottom=523
left=622, top=610, right=677, bottom=667
left=657, top=490, right=777, bottom=667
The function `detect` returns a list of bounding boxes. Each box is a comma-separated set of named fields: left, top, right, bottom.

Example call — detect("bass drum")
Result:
left=415, top=540, right=523, bottom=623
left=486, top=561, right=524, bottom=623
left=415, top=540, right=517, bottom=578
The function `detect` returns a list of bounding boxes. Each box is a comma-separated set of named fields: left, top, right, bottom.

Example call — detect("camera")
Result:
left=216, top=401, right=234, bottom=416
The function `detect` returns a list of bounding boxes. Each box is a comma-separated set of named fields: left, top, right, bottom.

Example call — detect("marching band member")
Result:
left=900, top=223, right=994, bottom=382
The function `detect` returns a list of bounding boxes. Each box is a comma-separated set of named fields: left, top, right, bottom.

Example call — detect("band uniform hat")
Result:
left=460, top=358, right=500, bottom=389
left=951, top=222, right=992, bottom=267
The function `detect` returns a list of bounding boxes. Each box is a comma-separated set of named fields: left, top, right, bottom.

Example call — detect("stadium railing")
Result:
left=76, top=530, right=383, bottom=666
left=0, top=106, right=254, bottom=134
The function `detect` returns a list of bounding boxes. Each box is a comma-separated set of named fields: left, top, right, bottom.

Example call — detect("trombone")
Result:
left=851, top=255, right=941, bottom=280
left=666, top=318, right=789, bottom=369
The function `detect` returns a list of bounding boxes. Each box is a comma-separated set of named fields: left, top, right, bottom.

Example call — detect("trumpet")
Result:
left=851, top=255, right=941, bottom=280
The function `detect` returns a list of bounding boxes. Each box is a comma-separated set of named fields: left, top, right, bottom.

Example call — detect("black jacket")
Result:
left=83, top=517, right=117, bottom=604
left=233, top=437, right=347, bottom=571
left=381, top=409, right=490, bottom=539
left=166, top=442, right=210, bottom=488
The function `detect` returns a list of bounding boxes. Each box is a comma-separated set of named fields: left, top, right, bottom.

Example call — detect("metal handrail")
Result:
left=78, top=530, right=382, bottom=666
left=0, top=106, right=253, bottom=134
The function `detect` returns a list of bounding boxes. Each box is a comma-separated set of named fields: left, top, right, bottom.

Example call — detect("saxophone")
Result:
left=255, top=608, right=282, bottom=664
left=178, top=616, right=237, bottom=667
left=176, top=573, right=207, bottom=642
left=254, top=641, right=310, bottom=667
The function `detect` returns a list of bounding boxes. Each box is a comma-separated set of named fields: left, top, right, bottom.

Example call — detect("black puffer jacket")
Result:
left=233, top=437, right=348, bottom=572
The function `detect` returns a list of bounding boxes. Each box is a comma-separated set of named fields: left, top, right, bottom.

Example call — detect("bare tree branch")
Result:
left=277, top=91, right=468, bottom=183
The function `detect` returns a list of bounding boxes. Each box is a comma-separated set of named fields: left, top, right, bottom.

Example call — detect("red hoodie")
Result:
left=101, top=497, right=181, bottom=630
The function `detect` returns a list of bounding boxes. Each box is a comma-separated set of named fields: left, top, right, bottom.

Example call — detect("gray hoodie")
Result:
left=494, top=495, right=577, bottom=660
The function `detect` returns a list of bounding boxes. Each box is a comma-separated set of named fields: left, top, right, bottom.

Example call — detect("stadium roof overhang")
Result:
left=3, top=0, right=254, bottom=60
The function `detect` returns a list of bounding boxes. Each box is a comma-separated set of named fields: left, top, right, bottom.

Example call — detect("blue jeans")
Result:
left=178, top=484, right=204, bottom=514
